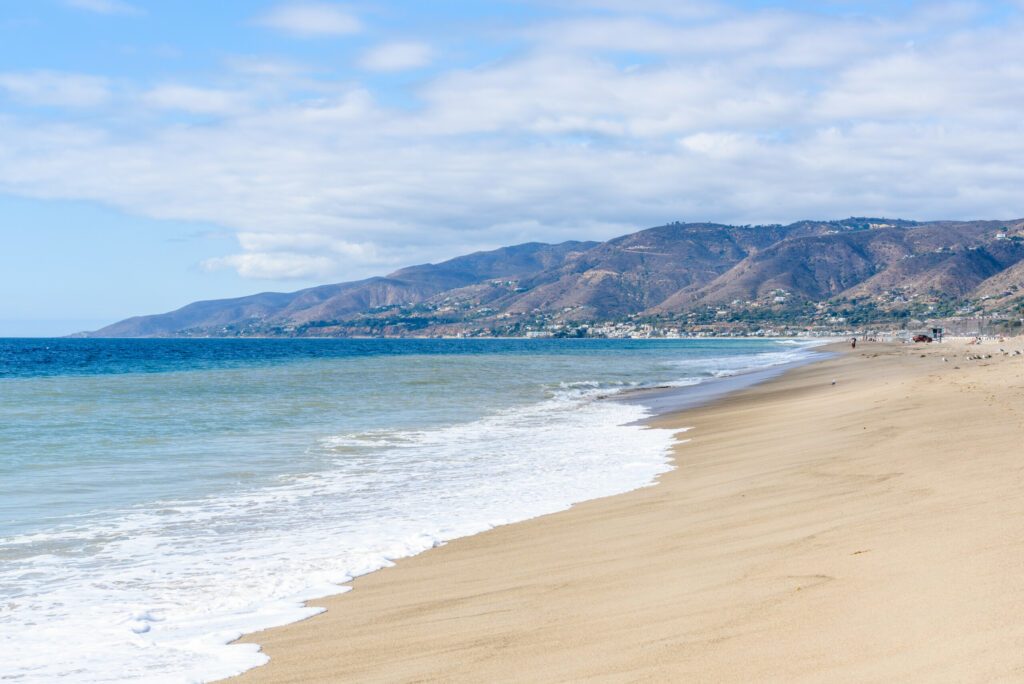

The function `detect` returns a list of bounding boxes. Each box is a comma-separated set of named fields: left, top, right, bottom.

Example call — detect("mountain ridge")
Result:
left=83, top=218, right=1024, bottom=337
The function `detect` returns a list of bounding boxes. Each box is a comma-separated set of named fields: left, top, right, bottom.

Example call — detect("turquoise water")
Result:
left=0, top=338, right=820, bottom=682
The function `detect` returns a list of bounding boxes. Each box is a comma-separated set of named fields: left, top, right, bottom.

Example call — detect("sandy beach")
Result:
left=229, top=338, right=1024, bottom=683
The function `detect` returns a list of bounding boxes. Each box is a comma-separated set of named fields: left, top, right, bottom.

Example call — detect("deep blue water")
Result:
left=0, top=337, right=776, bottom=378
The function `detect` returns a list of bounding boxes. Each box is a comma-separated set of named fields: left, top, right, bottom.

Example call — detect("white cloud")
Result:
left=679, top=132, right=752, bottom=160
left=529, top=14, right=801, bottom=55
left=557, top=0, right=720, bottom=19
left=256, top=2, right=362, bottom=38
left=237, top=233, right=383, bottom=261
left=202, top=252, right=337, bottom=280
left=3, top=5, right=1024, bottom=281
left=358, top=41, right=434, bottom=72
left=64, top=0, right=142, bottom=15
left=414, top=53, right=802, bottom=137
left=143, top=85, right=247, bottom=115
left=226, top=56, right=308, bottom=78
left=0, top=71, right=110, bottom=108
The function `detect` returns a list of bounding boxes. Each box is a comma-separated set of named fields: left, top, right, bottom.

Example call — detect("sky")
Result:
left=2, top=1, right=1024, bottom=335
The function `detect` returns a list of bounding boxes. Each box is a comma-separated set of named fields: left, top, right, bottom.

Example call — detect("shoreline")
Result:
left=220, top=344, right=839, bottom=683
left=228, top=338, right=1024, bottom=682
left=3, top=338, right=822, bottom=682
left=205, top=345, right=829, bottom=679
left=621, top=346, right=834, bottom=418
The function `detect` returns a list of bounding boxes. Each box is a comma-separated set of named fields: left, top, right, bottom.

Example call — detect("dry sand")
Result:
left=228, top=338, right=1024, bottom=683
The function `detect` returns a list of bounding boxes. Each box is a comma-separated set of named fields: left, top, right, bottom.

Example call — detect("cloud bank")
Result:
left=3, top=2, right=1024, bottom=280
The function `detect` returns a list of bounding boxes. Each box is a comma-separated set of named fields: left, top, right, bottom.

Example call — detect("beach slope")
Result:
left=230, top=340, right=1024, bottom=683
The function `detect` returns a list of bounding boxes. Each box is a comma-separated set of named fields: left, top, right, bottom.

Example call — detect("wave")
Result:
left=0, top=338, right=823, bottom=682
left=665, top=339, right=827, bottom=379
left=0, top=388, right=677, bottom=683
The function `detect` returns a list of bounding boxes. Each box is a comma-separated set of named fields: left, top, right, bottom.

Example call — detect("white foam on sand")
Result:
left=0, top=387, right=677, bottom=683
left=667, top=340, right=829, bottom=378
left=1, top=341, right=824, bottom=683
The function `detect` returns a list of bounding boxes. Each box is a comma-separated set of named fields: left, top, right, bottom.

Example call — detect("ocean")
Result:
left=0, top=337, right=823, bottom=682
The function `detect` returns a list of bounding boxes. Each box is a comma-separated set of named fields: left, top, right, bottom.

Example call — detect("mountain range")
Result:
left=84, top=218, right=1024, bottom=337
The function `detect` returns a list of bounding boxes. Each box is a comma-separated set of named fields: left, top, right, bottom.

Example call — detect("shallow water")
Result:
left=0, top=337, right=822, bottom=682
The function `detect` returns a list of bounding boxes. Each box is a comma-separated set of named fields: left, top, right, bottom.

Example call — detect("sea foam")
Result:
left=0, top=387, right=676, bottom=683
left=0, top=338, right=825, bottom=683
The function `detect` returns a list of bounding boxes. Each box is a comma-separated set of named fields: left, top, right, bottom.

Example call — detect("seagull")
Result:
left=831, top=379, right=837, bottom=385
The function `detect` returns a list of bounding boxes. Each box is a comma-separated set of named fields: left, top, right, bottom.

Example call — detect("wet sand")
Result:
left=229, top=338, right=1024, bottom=683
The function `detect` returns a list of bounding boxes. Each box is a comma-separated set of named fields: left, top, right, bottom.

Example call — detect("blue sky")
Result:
left=2, top=0, right=1024, bottom=335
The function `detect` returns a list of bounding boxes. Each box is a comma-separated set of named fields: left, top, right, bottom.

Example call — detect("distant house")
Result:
left=996, top=231, right=1009, bottom=240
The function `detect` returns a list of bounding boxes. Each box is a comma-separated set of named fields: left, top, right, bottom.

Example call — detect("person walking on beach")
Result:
left=851, top=337, right=857, bottom=349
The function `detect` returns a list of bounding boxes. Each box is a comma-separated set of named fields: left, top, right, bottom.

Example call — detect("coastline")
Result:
left=4, top=338, right=816, bottom=682
left=228, top=338, right=1024, bottom=682
left=617, top=345, right=833, bottom=417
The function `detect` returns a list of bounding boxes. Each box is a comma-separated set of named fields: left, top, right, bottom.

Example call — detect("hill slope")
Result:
left=84, top=218, right=1024, bottom=337
left=89, top=241, right=597, bottom=337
